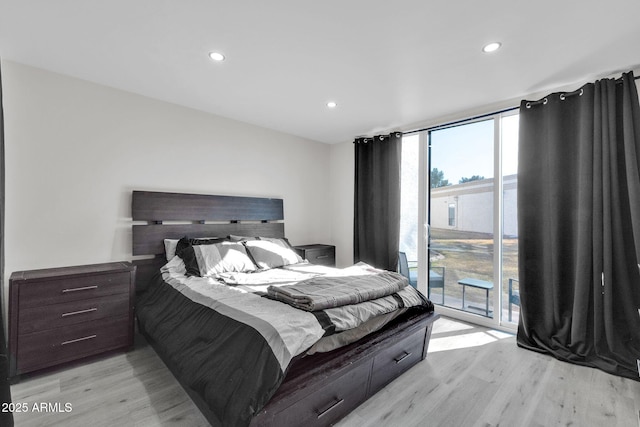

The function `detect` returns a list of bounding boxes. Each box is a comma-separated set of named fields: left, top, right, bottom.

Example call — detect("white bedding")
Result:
left=160, top=257, right=427, bottom=369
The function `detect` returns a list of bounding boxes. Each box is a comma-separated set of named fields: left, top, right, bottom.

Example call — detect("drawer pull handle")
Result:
left=62, top=285, right=98, bottom=293
left=62, top=308, right=97, bottom=317
left=316, top=255, right=329, bottom=259
left=61, top=335, right=97, bottom=346
left=317, top=398, right=344, bottom=419
left=394, top=351, right=412, bottom=364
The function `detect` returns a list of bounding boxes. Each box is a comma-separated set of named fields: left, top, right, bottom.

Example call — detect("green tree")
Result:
left=431, top=168, right=450, bottom=188
left=459, top=175, right=485, bottom=184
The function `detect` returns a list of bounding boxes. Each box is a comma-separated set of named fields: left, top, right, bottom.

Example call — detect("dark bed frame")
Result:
left=132, top=190, right=439, bottom=426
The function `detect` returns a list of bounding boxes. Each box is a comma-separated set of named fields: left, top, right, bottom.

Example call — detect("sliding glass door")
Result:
left=400, top=111, right=519, bottom=329
left=429, top=119, right=495, bottom=316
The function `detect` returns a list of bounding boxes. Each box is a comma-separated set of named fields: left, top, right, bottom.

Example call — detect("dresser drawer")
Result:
left=16, top=316, right=130, bottom=374
left=295, top=245, right=336, bottom=267
left=271, top=360, right=371, bottom=427
left=369, top=326, right=426, bottom=393
left=18, top=293, right=130, bottom=335
left=18, top=272, right=130, bottom=308
left=306, top=248, right=335, bottom=266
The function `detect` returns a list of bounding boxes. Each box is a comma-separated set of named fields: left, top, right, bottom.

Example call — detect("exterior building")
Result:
left=430, top=174, right=518, bottom=237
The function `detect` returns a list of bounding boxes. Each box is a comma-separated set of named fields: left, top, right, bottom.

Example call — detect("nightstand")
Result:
left=8, top=262, right=136, bottom=379
left=294, top=244, right=336, bottom=267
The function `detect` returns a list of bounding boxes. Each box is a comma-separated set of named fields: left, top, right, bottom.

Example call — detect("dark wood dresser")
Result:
left=294, top=244, right=336, bottom=267
left=8, top=262, right=136, bottom=379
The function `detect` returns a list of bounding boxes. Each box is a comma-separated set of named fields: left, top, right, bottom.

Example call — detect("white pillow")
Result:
left=193, top=241, right=257, bottom=276
left=164, top=239, right=180, bottom=261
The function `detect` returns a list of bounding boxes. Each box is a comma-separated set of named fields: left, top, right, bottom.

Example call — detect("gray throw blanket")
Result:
left=267, top=271, right=408, bottom=311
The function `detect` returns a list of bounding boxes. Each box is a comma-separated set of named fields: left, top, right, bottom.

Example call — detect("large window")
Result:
left=400, top=111, right=519, bottom=329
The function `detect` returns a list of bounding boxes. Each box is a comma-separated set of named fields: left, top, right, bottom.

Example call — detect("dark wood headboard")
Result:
left=132, top=191, right=285, bottom=291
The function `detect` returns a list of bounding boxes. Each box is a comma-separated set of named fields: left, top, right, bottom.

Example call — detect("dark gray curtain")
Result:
left=354, top=132, right=402, bottom=271
left=517, top=71, right=640, bottom=380
left=0, top=61, right=13, bottom=425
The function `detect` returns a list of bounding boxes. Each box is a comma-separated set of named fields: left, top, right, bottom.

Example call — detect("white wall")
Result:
left=2, top=61, right=333, bottom=283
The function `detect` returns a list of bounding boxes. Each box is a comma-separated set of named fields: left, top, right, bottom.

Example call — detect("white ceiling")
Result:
left=1, top=1, right=640, bottom=144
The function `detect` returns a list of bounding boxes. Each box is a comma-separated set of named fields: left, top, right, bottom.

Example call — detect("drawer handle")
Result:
left=61, top=334, right=97, bottom=346
left=394, top=351, right=412, bottom=364
left=316, top=255, right=329, bottom=259
left=62, top=285, right=98, bottom=293
left=317, top=398, right=344, bottom=419
left=62, top=308, right=97, bottom=317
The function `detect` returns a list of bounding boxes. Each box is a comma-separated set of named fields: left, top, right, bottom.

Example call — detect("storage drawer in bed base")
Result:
left=266, top=360, right=372, bottom=427
left=251, top=310, right=439, bottom=426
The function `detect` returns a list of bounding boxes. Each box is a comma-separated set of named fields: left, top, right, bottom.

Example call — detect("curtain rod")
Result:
left=403, top=106, right=518, bottom=135
left=526, top=74, right=640, bottom=109
left=404, top=74, right=640, bottom=135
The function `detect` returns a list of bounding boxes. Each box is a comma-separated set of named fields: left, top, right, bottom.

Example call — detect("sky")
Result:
left=429, top=115, right=519, bottom=184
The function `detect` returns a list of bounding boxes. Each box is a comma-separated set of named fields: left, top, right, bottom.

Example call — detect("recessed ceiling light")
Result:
left=482, top=42, right=501, bottom=53
left=327, top=101, right=337, bottom=108
left=208, top=51, right=225, bottom=61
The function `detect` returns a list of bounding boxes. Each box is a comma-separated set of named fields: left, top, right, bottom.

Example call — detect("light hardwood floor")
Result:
left=10, top=317, right=640, bottom=426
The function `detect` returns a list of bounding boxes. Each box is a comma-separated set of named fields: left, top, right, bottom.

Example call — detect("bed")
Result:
left=132, top=190, right=439, bottom=427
